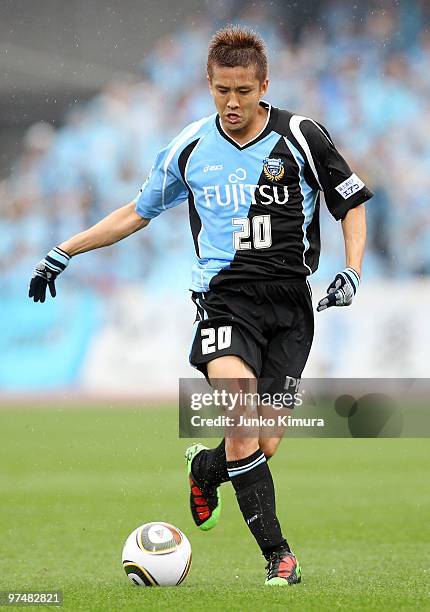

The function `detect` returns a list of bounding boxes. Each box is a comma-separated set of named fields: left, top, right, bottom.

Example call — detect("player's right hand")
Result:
left=29, top=247, right=71, bottom=303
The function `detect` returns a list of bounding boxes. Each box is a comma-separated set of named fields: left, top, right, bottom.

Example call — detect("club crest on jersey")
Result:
left=263, top=157, right=285, bottom=182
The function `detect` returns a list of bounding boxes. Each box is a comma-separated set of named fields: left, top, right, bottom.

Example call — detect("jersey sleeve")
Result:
left=134, top=142, right=188, bottom=220
left=300, top=119, right=373, bottom=220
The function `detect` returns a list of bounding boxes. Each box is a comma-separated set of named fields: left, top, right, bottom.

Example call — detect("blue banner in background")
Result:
left=0, top=290, right=101, bottom=390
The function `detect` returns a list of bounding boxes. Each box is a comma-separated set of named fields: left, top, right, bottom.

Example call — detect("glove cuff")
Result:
left=343, top=267, right=360, bottom=293
left=45, top=247, right=71, bottom=274
left=55, top=246, right=71, bottom=261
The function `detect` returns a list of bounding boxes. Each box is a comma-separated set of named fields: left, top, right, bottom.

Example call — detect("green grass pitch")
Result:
left=1, top=405, right=429, bottom=611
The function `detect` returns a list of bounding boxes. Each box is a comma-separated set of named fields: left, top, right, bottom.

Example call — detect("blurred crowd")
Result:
left=1, top=0, right=430, bottom=296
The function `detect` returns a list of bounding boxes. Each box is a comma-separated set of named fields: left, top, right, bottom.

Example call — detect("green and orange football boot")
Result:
left=185, top=443, right=222, bottom=531
left=264, top=549, right=302, bottom=586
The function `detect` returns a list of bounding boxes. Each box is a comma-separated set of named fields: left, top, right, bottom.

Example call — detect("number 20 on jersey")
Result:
left=233, top=214, right=272, bottom=250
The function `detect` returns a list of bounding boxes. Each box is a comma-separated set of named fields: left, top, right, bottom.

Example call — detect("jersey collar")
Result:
left=215, top=100, right=277, bottom=150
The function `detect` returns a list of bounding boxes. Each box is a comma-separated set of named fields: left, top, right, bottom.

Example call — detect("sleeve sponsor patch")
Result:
left=335, top=173, right=365, bottom=199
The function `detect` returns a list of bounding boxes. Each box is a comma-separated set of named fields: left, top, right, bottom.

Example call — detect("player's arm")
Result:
left=59, top=201, right=149, bottom=256
left=317, top=203, right=366, bottom=312
left=29, top=127, right=190, bottom=303
left=296, top=118, right=372, bottom=312
left=341, top=203, right=366, bottom=278
left=29, top=202, right=150, bottom=303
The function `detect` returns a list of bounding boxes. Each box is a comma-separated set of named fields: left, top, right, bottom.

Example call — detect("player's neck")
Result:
left=221, top=105, right=268, bottom=146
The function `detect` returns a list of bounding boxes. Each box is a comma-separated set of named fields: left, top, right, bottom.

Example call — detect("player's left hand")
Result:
left=317, top=267, right=360, bottom=311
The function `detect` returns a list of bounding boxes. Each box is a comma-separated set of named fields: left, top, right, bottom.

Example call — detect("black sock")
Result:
left=227, top=449, right=290, bottom=557
left=191, top=439, right=229, bottom=488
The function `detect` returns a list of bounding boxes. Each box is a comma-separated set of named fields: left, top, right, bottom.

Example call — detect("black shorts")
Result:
left=189, top=279, right=314, bottom=394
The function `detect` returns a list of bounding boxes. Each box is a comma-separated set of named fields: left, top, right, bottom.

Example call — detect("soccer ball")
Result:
left=122, top=522, right=192, bottom=587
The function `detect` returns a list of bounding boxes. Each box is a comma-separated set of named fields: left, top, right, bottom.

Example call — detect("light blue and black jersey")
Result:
left=134, top=102, right=373, bottom=292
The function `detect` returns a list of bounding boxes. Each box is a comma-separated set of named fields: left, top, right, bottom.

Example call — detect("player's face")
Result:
left=208, top=64, right=269, bottom=136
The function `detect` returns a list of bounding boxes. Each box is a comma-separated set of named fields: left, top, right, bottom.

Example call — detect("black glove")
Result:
left=29, top=247, right=71, bottom=303
left=317, top=267, right=360, bottom=312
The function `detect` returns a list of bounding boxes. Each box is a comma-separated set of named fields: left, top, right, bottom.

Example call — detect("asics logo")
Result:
left=228, top=168, right=246, bottom=183
left=203, top=164, right=223, bottom=172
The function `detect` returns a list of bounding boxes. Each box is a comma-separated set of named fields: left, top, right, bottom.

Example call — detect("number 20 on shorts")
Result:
left=201, top=326, right=232, bottom=355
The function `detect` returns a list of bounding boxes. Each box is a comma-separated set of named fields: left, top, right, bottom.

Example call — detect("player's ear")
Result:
left=259, top=78, right=269, bottom=97
left=207, top=74, right=214, bottom=95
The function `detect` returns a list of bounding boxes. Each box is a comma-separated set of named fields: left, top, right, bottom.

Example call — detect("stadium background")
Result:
left=1, top=0, right=429, bottom=394
left=1, top=3, right=429, bottom=610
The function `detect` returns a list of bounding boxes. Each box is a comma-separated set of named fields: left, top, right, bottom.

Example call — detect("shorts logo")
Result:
left=335, top=173, right=364, bottom=199
left=263, top=158, right=285, bottom=182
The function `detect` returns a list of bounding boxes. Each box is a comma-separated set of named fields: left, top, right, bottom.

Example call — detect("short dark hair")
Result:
left=207, top=25, right=268, bottom=83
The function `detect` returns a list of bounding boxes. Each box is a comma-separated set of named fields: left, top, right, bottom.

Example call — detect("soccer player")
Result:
left=29, top=26, right=372, bottom=586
